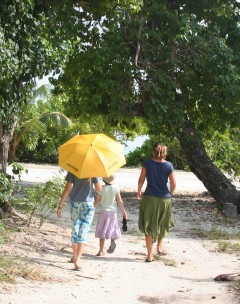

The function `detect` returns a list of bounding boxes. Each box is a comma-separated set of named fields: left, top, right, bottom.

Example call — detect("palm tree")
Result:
left=9, top=85, right=72, bottom=161
left=9, top=112, right=72, bottom=161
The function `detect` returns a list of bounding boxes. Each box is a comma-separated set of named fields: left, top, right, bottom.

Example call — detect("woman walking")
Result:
left=137, top=143, right=176, bottom=262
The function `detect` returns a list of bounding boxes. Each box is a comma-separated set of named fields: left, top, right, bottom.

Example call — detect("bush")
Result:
left=126, top=138, right=187, bottom=170
left=16, top=177, right=65, bottom=228
left=205, top=129, right=240, bottom=180
left=0, top=163, right=27, bottom=216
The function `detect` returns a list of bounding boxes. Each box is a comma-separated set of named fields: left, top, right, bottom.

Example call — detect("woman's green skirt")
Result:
left=138, top=195, right=174, bottom=242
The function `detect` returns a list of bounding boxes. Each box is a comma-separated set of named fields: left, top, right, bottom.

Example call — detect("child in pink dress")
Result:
left=94, top=174, right=127, bottom=256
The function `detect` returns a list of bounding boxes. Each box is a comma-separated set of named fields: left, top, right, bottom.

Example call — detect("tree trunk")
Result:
left=179, top=121, right=240, bottom=213
left=8, top=134, right=21, bottom=161
left=0, top=128, right=12, bottom=214
left=0, top=132, right=11, bottom=174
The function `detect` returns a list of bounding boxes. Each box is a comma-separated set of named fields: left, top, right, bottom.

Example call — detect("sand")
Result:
left=0, top=164, right=239, bottom=304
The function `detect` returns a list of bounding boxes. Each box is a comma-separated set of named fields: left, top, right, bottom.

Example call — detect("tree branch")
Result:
left=134, top=8, right=143, bottom=67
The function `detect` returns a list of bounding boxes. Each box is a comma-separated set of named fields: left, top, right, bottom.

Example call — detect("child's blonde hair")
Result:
left=152, top=143, right=167, bottom=160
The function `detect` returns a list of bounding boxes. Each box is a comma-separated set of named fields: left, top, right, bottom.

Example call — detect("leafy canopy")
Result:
left=55, top=0, right=240, bottom=139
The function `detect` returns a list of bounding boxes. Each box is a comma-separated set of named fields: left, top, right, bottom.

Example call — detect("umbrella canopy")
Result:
left=58, top=133, right=126, bottom=178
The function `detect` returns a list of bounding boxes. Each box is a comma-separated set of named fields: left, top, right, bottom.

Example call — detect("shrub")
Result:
left=17, top=177, right=65, bottom=228
left=126, top=138, right=187, bottom=170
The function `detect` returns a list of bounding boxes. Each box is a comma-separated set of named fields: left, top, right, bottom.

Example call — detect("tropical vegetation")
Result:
left=0, top=0, right=239, bottom=215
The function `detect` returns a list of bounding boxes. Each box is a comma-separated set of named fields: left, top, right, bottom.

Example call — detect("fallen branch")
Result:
left=214, top=273, right=240, bottom=282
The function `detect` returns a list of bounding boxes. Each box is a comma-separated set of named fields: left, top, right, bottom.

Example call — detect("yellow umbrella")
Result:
left=58, top=133, right=126, bottom=178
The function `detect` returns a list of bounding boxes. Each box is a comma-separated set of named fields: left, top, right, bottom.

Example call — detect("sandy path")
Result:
left=1, top=164, right=239, bottom=304
left=9, top=163, right=208, bottom=194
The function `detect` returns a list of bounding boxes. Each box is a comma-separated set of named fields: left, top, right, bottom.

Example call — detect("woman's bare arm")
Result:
left=137, top=166, right=146, bottom=200
left=169, top=171, right=176, bottom=195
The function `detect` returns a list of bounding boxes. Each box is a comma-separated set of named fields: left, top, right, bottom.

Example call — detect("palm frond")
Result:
left=33, top=84, right=52, bottom=100
left=20, top=118, right=46, bottom=133
left=40, top=112, right=72, bottom=128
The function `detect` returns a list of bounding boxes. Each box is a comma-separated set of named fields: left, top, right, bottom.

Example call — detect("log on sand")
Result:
left=214, top=273, right=240, bottom=282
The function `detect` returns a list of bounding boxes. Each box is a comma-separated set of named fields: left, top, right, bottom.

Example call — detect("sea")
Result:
left=123, top=135, right=148, bottom=155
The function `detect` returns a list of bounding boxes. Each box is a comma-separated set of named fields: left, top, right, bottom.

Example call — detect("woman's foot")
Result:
left=107, top=240, right=116, bottom=253
left=146, top=254, right=153, bottom=262
left=96, top=251, right=105, bottom=256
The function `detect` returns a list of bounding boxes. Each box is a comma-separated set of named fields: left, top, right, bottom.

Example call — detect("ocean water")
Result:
left=123, top=135, right=148, bottom=155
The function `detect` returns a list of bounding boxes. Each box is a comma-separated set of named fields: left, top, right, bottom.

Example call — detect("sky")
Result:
left=35, top=75, right=52, bottom=88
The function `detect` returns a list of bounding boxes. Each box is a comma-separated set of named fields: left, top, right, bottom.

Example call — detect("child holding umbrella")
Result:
left=57, top=172, right=102, bottom=270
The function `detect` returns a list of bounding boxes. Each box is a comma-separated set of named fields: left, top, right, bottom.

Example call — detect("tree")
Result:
left=8, top=84, right=74, bottom=162
left=0, top=0, right=140, bottom=173
left=55, top=0, right=240, bottom=212
left=9, top=110, right=72, bottom=162
left=0, top=0, right=78, bottom=173
left=0, top=0, right=141, bottom=215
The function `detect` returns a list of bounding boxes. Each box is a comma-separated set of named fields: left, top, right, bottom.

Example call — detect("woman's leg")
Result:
left=157, top=238, right=164, bottom=253
left=145, top=234, right=153, bottom=261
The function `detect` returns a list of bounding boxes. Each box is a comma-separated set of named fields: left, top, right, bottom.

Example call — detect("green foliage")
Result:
left=232, top=281, right=240, bottom=292
left=0, top=163, right=26, bottom=212
left=217, top=241, right=240, bottom=254
left=17, top=177, right=65, bottom=228
left=0, top=220, right=4, bottom=245
left=0, top=253, right=45, bottom=283
left=0, top=0, right=77, bottom=172
left=11, top=162, right=27, bottom=181
left=0, top=174, right=13, bottom=203
left=126, top=137, right=187, bottom=170
left=17, top=87, right=141, bottom=162
left=126, top=129, right=239, bottom=175
left=205, top=129, right=240, bottom=179
left=54, top=0, right=240, bottom=174
left=10, top=88, right=73, bottom=163
left=0, top=256, right=16, bottom=283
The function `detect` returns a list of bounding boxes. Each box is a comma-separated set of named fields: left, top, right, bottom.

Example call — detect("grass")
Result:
left=0, top=220, right=5, bottom=245
left=0, top=254, right=48, bottom=283
left=190, top=227, right=240, bottom=240
left=189, top=227, right=240, bottom=254
left=138, top=295, right=161, bottom=304
left=232, top=281, right=240, bottom=292
left=153, top=253, right=177, bottom=267
left=0, top=220, right=47, bottom=283
left=162, top=258, right=177, bottom=267
left=217, top=241, right=240, bottom=254
left=0, top=256, right=16, bottom=283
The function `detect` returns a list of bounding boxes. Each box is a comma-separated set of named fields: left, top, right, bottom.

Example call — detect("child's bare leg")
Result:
left=71, top=243, right=77, bottom=262
left=74, top=243, right=85, bottom=269
left=107, top=239, right=116, bottom=253
left=96, top=238, right=105, bottom=256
